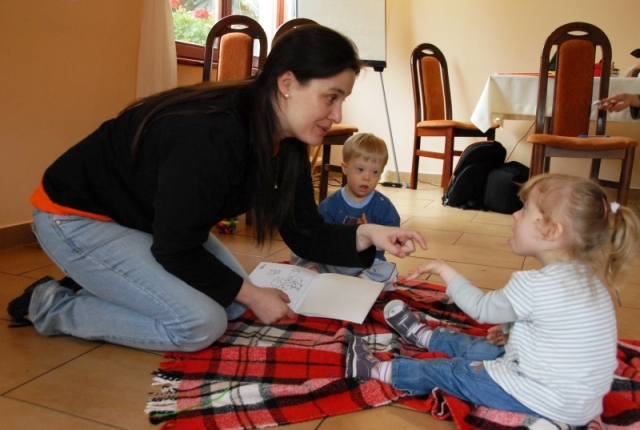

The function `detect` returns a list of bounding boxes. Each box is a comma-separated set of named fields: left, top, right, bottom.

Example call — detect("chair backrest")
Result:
left=410, top=43, right=452, bottom=123
left=534, top=22, right=611, bottom=137
left=203, top=15, right=268, bottom=82
left=272, top=18, right=317, bottom=48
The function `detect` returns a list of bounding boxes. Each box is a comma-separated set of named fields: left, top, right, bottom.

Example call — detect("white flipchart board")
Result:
left=296, top=0, right=386, bottom=69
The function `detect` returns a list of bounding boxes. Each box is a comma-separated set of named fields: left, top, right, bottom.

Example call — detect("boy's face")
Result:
left=341, top=156, right=384, bottom=202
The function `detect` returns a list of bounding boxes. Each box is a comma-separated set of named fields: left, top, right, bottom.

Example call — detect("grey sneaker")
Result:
left=384, top=299, right=426, bottom=346
left=345, top=337, right=379, bottom=379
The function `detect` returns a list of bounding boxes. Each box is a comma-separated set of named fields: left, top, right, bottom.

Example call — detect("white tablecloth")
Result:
left=471, top=74, right=640, bottom=132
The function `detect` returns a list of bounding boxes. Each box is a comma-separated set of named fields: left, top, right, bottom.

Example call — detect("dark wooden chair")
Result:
left=272, top=18, right=359, bottom=203
left=203, top=15, right=267, bottom=82
left=526, top=22, right=637, bottom=205
left=204, top=16, right=267, bottom=226
left=272, top=17, right=317, bottom=48
left=409, top=43, right=498, bottom=191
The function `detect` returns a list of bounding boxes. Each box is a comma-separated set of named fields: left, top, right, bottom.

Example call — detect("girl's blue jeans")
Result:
left=390, top=327, right=537, bottom=414
left=29, top=210, right=248, bottom=352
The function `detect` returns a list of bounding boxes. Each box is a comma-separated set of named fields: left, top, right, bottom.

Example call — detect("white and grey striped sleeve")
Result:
left=446, top=274, right=517, bottom=324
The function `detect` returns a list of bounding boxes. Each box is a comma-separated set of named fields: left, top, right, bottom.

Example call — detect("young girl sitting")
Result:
left=345, top=173, right=640, bottom=426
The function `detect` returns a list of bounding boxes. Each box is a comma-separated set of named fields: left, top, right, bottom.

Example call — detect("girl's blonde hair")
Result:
left=342, top=133, right=389, bottom=166
left=519, top=174, right=639, bottom=293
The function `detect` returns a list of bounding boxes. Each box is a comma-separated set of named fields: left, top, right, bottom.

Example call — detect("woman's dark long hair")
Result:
left=126, top=25, right=361, bottom=243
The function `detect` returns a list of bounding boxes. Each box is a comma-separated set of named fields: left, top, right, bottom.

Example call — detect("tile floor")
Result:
left=1, top=181, right=639, bottom=429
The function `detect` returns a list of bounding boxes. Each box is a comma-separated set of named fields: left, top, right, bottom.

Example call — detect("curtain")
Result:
left=136, top=0, right=177, bottom=98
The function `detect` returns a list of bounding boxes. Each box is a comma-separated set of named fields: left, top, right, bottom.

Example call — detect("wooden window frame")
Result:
left=175, top=0, right=285, bottom=67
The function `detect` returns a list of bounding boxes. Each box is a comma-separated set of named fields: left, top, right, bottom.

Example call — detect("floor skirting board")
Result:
left=0, top=222, right=35, bottom=250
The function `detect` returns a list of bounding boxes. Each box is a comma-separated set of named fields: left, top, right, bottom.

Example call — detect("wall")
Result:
left=2, top=0, right=639, bottom=235
left=0, top=0, right=144, bottom=232
left=341, top=0, right=640, bottom=187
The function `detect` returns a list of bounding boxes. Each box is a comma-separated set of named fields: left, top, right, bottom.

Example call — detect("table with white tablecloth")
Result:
left=471, top=74, right=640, bottom=132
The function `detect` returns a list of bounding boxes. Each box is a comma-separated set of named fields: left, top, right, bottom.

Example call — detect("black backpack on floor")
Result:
left=442, top=141, right=506, bottom=210
left=483, top=161, right=529, bottom=214
left=442, top=141, right=529, bottom=214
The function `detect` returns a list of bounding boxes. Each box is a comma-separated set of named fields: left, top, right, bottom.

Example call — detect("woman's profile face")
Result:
left=276, top=69, right=356, bottom=146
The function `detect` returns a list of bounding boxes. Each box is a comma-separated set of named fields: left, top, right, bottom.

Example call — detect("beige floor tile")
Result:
left=0, top=397, right=115, bottom=430
left=406, top=242, right=524, bottom=270
left=522, top=257, right=542, bottom=271
left=21, top=263, right=66, bottom=281
left=471, top=211, right=513, bottom=226
left=618, top=282, right=640, bottom=309
left=387, top=196, right=434, bottom=209
left=7, top=344, right=160, bottom=429
left=386, top=255, right=431, bottom=278
left=0, top=245, right=55, bottom=275
left=396, top=205, right=478, bottom=222
left=0, top=324, right=100, bottom=393
left=455, top=232, right=512, bottom=253
left=402, top=216, right=513, bottom=238
left=319, top=404, right=456, bottom=430
left=0, top=272, right=41, bottom=321
left=408, top=227, right=463, bottom=247
left=615, top=306, right=640, bottom=340
left=216, top=235, right=287, bottom=258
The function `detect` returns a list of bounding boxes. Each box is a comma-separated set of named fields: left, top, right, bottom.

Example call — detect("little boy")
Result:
left=292, top=133, right=400, bottom=288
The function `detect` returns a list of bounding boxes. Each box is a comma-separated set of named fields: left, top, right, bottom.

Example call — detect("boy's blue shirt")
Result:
left=318, top=187, right=401, bottom=261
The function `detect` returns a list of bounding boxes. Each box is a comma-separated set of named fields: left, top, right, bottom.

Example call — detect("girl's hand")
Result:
left=487, top=325, right=509, bottom=346
left=406, top=259, right=458, bottom=284
left=236, top=281, right=296, bottom=324
left=356, top=224, right=427, bottom=258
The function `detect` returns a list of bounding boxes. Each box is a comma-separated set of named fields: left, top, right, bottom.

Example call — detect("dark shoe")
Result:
left=384, top=299, right=426, bottom=346
left=59, top=276, right=83, bottom=293
left=7, top=276, right=54, bottom=327
left=345, top=337, right=379, bottom=379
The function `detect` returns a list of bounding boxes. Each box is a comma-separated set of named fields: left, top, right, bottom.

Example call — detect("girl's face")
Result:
left=341, top=156, right=384, bottom=203
left=508, top=193, right=546, bottom=258
left=275, top=69, right=356, bottom=146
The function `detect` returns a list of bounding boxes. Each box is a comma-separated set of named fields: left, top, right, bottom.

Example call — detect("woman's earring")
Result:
left=284, top=93, right=290, bottom=99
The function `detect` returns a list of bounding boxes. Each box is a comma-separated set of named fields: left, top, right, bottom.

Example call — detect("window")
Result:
left=172, top=0, right=295, bottom=65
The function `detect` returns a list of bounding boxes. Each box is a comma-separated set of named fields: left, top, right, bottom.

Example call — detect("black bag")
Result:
left=442, top=141, right=506, bottom=210
left=483, top=161, right=530, bottom=214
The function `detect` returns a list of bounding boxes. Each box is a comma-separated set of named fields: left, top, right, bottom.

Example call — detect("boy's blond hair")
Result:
left=342, top=133, right=389, bottom=167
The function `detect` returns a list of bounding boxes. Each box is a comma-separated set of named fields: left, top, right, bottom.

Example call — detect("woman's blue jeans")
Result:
left=29, top=210, right=248, bottom=352
left=390, top=327, right=537, bottom=414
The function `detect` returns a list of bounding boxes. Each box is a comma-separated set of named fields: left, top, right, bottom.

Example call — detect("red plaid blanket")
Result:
left=146, top=279, right=640, bottom=430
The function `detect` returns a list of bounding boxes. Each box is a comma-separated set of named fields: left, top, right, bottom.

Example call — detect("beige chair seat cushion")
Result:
left=326, top=124, right=359, bottom=135
left=417, top=120, right=498, bottom=130
left=528, top=134, right=638, bottom=150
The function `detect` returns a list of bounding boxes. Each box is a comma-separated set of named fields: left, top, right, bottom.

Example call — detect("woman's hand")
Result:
left=355, top=224, right=427, bottom=258
left=406, top=259, right=458, bottom=284
left=598, top=93, right=640, bottom=112
left=487, top=325, right=509, bottom=346
left=235, top=281, right=296, bottom=324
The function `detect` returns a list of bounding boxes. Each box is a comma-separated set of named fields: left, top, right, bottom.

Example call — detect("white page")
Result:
left=249, top=263, right=318, bottom=311
left=296, top=273, right=384, bottom=324
left=250, top=263, right=384, bottom=323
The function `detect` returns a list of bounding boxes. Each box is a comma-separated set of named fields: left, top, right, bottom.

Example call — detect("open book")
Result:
left=249, top=262, right=386, bottom=324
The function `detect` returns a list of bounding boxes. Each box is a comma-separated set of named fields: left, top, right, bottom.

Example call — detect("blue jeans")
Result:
left=390, top=327, right=537, bottom=414
left=29, top=210, right=248, bottom=352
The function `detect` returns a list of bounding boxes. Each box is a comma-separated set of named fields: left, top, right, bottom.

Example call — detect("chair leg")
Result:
left=616, top=147, right=635, bottom=206
left=409, top=134, right=421, bottom=189
left=440, top=129, right=455, bottom=190
left=590, top=159, right=602, bottom=180
left=530, top=144, right=545, bottom=177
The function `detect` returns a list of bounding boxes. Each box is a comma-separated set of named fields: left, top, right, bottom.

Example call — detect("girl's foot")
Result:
left=345, top=337, right=379, bottom=379
left=384, top=300, right=431, bottom=348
